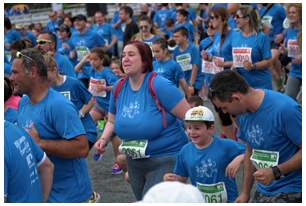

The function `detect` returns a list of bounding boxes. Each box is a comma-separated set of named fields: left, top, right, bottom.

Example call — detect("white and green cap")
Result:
left=185, top=106, right=215, bottom=122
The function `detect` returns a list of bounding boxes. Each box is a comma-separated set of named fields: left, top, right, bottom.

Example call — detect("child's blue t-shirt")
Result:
left=174, top=137, right=245, bottom=202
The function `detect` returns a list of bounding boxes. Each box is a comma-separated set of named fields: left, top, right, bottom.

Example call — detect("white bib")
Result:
left=232, top=47, right=252, bottom=68
left=176, top=53, right=192, bottom=71
left=287, top=39, right=299, bottom=58
left=250, top=149, right=279, bottom=169
left=197, top=182, right=228, bottom=203
left=88, top=78, right=107, bottom=97
left=119, top=139, right=149, bottom=159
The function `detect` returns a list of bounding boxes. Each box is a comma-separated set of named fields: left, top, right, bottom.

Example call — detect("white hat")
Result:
left=185, top=106, right=215, bottom=122
left=141, top=181, right=204, bottom=203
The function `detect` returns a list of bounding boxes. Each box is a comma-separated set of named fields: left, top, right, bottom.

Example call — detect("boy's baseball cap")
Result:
left=185, top=106, right=215, bottom=122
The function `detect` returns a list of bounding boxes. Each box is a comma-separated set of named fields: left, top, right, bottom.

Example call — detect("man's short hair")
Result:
left=20, top=48, right=48, bottom=79
left=120, top=6, right=134, bottom=18
left=208, top=70, right=249, bottom=102
left=173, top=27, right=189, bottom=38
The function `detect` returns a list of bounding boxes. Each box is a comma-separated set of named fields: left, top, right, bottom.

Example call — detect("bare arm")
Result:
left=37, top=155, right=54, bottom=202
left=74, top=53, right=90, bottom=73
left=190, top=64, right=198, bottom=86
left=235, top=144, right=255, bottom=203
left=179, top=78, right=191, bottom=99
left=94, top=113, right=115, bottom=154
left=80, top=97, right=95, bottom=118
left=163, top=173, right=188, bottom=183
left=170, top=98, right=191, bottom=120
left=39, top=135, right=89, bottom=158
left=279, top=145, right=301, bottom=175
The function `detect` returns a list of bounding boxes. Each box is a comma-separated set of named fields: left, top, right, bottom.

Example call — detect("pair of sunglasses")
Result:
left=16, top=51, right=35, bottom=63
left=36, top=39, right=52, bottom=45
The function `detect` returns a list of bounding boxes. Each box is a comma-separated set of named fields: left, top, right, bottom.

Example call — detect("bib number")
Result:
left=250, top=149, right=279, bottom=169
left=232, top=47, right=252, bottom=68
left=76, top=46, right=89, bottom=61
left=119, top=139, right=149, bottom=159
left=176, top=53, right=192, bottom=71
left=197, top=182, right=227, bottom=203
left=202, top=57, right=224, bottom=74
left=287, top=39, right=299, bottom=58
left=89, top=78, right=107, bottom=97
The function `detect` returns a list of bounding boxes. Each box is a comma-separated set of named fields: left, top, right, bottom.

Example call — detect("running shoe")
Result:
left=111, top=162, right=123, bottom=175
left=87, top=191, right=101, bottom=203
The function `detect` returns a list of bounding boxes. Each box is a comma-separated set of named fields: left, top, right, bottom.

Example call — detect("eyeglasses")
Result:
left=36, top=39, right=52, bottom=45
left=16, top=51, right=35, bottom=63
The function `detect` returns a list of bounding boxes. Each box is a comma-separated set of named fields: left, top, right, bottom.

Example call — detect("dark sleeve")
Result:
left=123, top=22, right=139, bottom=45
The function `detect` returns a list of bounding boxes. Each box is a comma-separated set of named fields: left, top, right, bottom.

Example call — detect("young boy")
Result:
left=164, top=106, right=245, bottom=203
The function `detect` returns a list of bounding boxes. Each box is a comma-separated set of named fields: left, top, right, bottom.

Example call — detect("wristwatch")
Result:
left=271, top=166, right=282, bottom=180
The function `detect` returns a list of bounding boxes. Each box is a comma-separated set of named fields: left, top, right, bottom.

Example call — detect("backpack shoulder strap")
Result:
left=148, top=72, right=167, bottom=128
left=113, top=77, right=128, bottom=114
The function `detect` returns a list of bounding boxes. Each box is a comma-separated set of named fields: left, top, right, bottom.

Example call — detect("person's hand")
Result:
left=253, top=167, right=274, bottom=185
left=163, top=173, right=179, bottom=181
left=62, top=43, right=70, bottom=49
left=213, top=58, right=224, bottom=67
left=201, top=50, right=210, bottom=61
left=188, top=86, right=195, bottom=96
left=292, top=55, right=302, bottom=64
left=235, top=192, right=250, bottom=203
left=243, top=60, right=253, bottom=71
left=81, top=53, right=90, bottom=63
left=225, top=155, right=243, bottom=178
left=25, top=123, right=41, bottom=146
left=94, top=138, right=108, bottom=155
left=274, top=33, right=284, bottom=45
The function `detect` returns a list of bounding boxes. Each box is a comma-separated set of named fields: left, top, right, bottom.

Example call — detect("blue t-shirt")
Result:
left=284, top=27, right=302, bottom=79
left=153, top=59, right=184, bottom=87
left=45, top=20, right=59, bottom=33
left=5, top=62, right=12, bottom=76
left=174, top=137, right=245, bottom=202
left=153, top=8, right=172, bottom=32
left=17, top=89, right=92, bottom=202
left=93, top=23, right=115, bottom=53
left=109, top=72, right=188, bottom=157
left=19, top=31, right=37, bottom=47
left=52, top=76, right=97, bottom=144
left=258, top=4, right=286, bottom=40
left=54, top=52, right=76, bottom=78
left=90, top=67, right=119, bottom=111
left=69, top=28, right=105, bottom=79
left=5, top=29, right=21, bottom=47
left=111, top=11, right=124, bottom=42
left=5, top=107, right=18, bottom=124
left=142, top=34, right=161, bottom=48
left=173, top=43, right=202, bottom=89
left=236, top=89, right=302, bottom=195
left=230, top=31, right=272, bottom=89
left=4, top=121, right=45, bottom=202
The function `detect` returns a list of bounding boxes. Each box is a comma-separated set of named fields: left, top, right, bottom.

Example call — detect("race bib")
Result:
left=176, top=53, right=192, bottom=71
left=202, top=57, right=224, bottom=74
left=89, top=78, right=107, bottom=97
left=197, top=182, right=227, bottom=203
left=76, top=46, right=89, bottom=61
left=250, top=149, right=279, bottom=169
left=60, top=91, right=71, bottom=100
left=232, top=47, right=252, bottom=68
left=287, top=39, right=299, bottom=58
left=119, top=139, right=149, bottom=159
left=261, top=16, right=273, bottom=28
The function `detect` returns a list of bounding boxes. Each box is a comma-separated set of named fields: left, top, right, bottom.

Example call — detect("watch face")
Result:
left=272, top=166, right=281, bottom=180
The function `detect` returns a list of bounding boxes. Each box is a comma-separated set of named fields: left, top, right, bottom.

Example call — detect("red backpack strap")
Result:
left=148, top=72, right=167, bottom=128
left=113, top=77, right=128, bottom=114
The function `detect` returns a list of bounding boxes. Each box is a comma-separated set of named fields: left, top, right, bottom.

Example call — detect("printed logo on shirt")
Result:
left=14, top=135, right=39, bottom=185
left=60, top=91, right=71, bottom=100
left=261, top=16, right=273, bottom=28
left=246, top=124, right=264, bottom=146
left=196, top=158, right=218, bottom=178
left=176, top=53, right=192, bottom=71
left=232, top=47, right=252, bottom=68
left=122, top=101, right=140, bottom=119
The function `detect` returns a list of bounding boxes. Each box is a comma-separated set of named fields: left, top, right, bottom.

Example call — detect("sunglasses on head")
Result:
left=36, top=39, right=52, bottom=45
left=16, top=51, right=35, bottom=63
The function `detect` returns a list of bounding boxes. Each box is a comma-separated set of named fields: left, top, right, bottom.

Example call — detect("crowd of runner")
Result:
left=4, top=3, right=302, bottom=203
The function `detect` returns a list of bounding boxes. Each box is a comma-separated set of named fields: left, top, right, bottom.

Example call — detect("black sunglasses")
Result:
left=139, top=25, right=149, bottom=29
left=234, top=14, right=247, bottom=19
